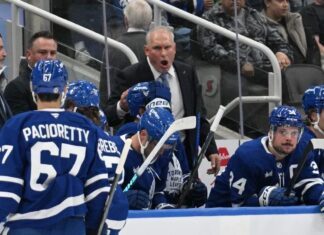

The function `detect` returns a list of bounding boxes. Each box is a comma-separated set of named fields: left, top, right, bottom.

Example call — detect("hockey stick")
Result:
left=177, top=105, right=226, bottom=208
left=285, top=138, right=324, bottom=196
left=123, top=116, right=197, bottom=192
left=97, top=138, right=132, bottom=235
left=193, top=112, right=201, bottom=167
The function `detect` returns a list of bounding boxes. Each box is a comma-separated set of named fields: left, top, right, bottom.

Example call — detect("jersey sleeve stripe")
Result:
left=85, top=174, right=108, bottom=187
left=0, top=191, right=21, bottom=203
left=7, top=194, right=85, bottom=221
left=300, top=179, right=324, bottom=198
left=105, top=218, right=127, bottom=230
left=0, top=176, right=24, bottom=185
left=85, top=186, right=110, bottom=202
left=294, top=178, right=324, bottom=188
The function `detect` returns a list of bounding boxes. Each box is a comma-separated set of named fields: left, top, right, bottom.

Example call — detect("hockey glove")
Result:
left=319, top=192, right=324, bottom=213
left=183, top=178, right=207, bottom=208
left=258, top=186, right=298, bottom=206
left=126, top=190, right=150, bottom=210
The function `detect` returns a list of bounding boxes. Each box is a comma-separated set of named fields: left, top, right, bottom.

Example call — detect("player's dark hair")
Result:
left=63, top=98, right=100, bottom=125
left=37, top=93, right=60, bottom=102
left=0, top=33, right=2, bottom=38
left=76, top=107, right=101, bottom=126
left=63, top=98, right=75, bottom=110
left=28, top=31, right=57, bottom=49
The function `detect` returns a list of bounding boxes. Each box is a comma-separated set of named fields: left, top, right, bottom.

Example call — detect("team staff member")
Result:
left=4, top=31, right=57, bottom=115
left=101, top=26, right=220, bottom=173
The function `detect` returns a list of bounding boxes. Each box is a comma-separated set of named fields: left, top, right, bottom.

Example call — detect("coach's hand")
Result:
left=207, top=153, right=221, bottom=175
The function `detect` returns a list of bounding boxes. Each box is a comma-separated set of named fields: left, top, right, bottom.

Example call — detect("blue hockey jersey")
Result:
left=207, top=135, right=324, bottom=208
left=116, top=122, right=191, bottom=205
left=303, top=128, right=324, bottom=179
left=97, top=131, right=128, bottom=232
left=114, top=133, right=170, bottom=208
left=0, top=109, right=110, bottom=230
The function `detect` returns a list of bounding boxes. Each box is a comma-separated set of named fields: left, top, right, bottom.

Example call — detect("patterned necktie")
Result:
left=159, top=72, right=170, bottom=87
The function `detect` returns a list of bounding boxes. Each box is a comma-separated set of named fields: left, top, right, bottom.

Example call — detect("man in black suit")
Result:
left=101, top=26, right=220, bottom=173
left=4, top=31, right=57, bottom=115
left=0, top=33, right=12, bottom=127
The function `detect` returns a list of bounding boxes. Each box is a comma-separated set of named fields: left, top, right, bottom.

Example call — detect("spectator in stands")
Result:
left=102, top=0, right=152, bottom=70
left=4, top=31, right=57, bottom=115
left=197, top=0, right=293, bottom=135
left=301, top=0, right=324, bottom=69
left=0, top=33, right=8, bottom=92
left=198, top=0, right=293, bottom=81
left=0, top=33, right=12, bottom=128
left=101, top=26, right=221, bottom=173
left=67, top=0, right=124, bottom=67
left=246, top=0, right=264, bottom=11
left=302, top=85, right=324, bottom=179
left=206, top=105, right=324, bottom=212
left=162, top=0, right=214, bottom=26
left=262, top=0, right=308, bottom=64
left=99, top=0, right=152, bottom=123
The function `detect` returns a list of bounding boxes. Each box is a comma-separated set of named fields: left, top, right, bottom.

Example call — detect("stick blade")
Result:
left=172, top=116, right=196, bottom=131
left=137, top=116, right=196, bottom=176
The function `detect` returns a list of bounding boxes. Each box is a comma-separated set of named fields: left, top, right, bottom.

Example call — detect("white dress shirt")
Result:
left=147, top=58, right=185, bottom=120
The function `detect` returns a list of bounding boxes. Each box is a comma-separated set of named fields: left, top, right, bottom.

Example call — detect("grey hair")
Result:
left=124, top=0, right=152, bottom=31
left=145, top=26, right=175, bottom=45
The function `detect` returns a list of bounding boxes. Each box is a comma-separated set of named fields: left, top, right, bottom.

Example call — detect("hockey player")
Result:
left=302, top=85, right=324, bottom=179
left=65, top=80, right=128, bottom=235
left=120, top=81, right=207, bottom=208
left=206, top=105, right=324, bottom=212
left=119, top=107, right=181, bottom=209
left=0, top=60, right=110, bottom=234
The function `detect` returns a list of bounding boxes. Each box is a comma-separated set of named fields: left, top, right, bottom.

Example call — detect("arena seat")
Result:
left=283, top=64, right=324, bottom=111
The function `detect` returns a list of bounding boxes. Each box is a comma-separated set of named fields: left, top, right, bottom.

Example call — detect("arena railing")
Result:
left=6, top=0, right=282, bottom=137
left=146, top=0, right=282, bottom=136
left=5, top=0, right=138, bottom=78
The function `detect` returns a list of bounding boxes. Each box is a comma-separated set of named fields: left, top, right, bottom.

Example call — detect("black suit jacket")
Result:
left=4, top=59, right=37, bottom=115
left=100, top=60, right=218, bottom=168
left=0, top=92, right=12, bottom=128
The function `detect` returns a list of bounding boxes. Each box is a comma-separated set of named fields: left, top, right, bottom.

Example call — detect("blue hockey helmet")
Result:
left=302, top=85, right=324, bottom=114
left=138, top=107, right=178, bottom=145
left=31, top=59, right=68, bottom=94
left=127, top=81, right=171, bottom=117
left=269, top=105, right=303, bottom=128
left=66, top=80, right=99, bottom=108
